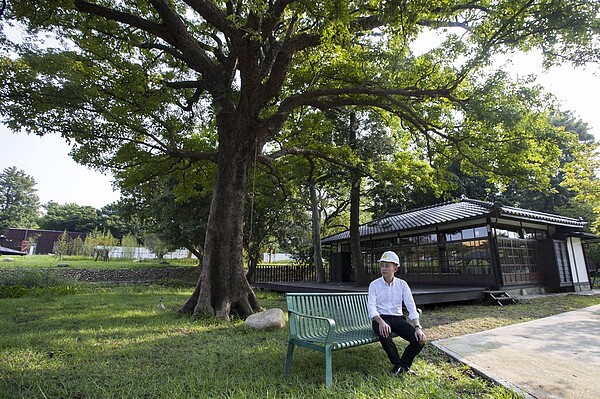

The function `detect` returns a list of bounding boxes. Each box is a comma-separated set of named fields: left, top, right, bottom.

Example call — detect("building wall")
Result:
left=4, top=228, right=87, bottom=255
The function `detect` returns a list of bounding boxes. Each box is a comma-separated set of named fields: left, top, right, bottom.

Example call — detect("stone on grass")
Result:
left=245, top=308, right=285, bottom=331
left=57, top=263, right=69, bottom=267
left=2, top=257, right=15, bottom=262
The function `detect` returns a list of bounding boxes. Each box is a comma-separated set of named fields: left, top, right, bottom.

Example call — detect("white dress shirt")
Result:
left=367, top=276, right=420, bottom=321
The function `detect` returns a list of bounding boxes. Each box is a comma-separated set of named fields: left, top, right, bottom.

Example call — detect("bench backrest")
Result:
left=286, top=292, right=372, bottom=333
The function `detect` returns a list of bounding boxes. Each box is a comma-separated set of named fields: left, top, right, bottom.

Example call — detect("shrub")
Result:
left=0, top=269, right=79, bottom=298
left=0, top=285, right=30, bottom=298
left=0, top=269, right=71, bottom=287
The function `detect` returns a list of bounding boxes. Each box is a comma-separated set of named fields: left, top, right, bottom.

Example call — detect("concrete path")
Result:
left=432, top=303, right=600, bottom=399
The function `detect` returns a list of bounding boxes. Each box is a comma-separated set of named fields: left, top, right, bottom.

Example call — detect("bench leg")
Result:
left=285, top=341, right=295, bottom=374
left=325, top=345, right=332, bottom=389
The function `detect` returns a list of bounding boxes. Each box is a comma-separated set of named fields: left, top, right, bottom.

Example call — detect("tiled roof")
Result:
left=321, top=198, right=587, bottom=244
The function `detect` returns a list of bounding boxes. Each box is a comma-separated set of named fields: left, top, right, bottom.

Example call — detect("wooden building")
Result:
left=322, top=198, right=595, bottom=295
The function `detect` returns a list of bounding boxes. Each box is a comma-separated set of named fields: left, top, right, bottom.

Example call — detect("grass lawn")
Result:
left=0, top=254, right=198, bottom=269
left=1, top=279, right=599, bottom=399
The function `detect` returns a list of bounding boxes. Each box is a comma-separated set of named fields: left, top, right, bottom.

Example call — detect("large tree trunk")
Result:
left=180, top=126, right=261, bottom=320
left=350, top=175, right=368, bottom=286
left=309, top=177, right=326, bottom=283
left=348, top=112, right=367, bottom=286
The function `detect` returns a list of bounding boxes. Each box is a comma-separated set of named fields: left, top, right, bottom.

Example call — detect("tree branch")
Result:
left=265, top=147, right=362, bottom=172
left=74, top=0, right=222, bottom=90
left=74, top=1, right=165, bottom=37
left=182, top=0, right=236, bottom=35
left=261, top=0, right=297, bottom=38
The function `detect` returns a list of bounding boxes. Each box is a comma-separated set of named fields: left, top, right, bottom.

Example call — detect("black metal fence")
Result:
left=251, top=264, right=330, bottom=283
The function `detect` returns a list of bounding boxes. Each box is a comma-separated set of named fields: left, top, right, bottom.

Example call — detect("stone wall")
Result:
left=49, top=267, right=200, bottom=284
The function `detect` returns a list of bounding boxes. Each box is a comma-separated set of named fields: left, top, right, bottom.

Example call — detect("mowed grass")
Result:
left=0, top=254, right=198, bottom=269
left=0, top=287, right=509, bottom=399
left=3, top=280, right=600, bottom=399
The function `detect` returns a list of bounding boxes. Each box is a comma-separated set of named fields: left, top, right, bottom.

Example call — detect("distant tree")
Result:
left=98, top=202, right=139, bottom=239
left=498, top=110, right=595, bottom=212
left=54, top=230, right=70, bottom=261
left=242, top=163, right=292, bottom=283
left=562, top=141, right=600, bottom=228
left=120, top=234, right=138, bottom=259
left=101, top=199, right=148, bottom=243
left=144, top=234, right=172, bottom=263
left=111, top=174, right=209, bottom=262
left=38, top=202, right=100, bottom=232
left=0, top=166, right=40, bottom=231
left=71, top=235, right=85, bottom=256
left=85, top=228, right=119, bottom=261
left=394, top=110, right=596, bottom=214
left=146, top=178, right=209, bottom=261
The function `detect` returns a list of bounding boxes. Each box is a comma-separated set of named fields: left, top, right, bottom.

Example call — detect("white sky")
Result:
left=0, top=129, right=120, bottom=209
left=1, top=30, right=599, bottom=210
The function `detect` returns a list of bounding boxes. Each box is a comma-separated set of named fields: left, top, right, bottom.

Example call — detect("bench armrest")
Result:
left=288, top=309, right=336, bottom=345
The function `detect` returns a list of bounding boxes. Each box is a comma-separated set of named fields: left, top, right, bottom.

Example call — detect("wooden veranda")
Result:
left=252, top=281, right=486, bottom=306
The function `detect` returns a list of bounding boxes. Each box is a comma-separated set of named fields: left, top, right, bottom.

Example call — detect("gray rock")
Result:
left=245, top=308, right=285, bottom=330
left=2, top=257, right=15, bottom=262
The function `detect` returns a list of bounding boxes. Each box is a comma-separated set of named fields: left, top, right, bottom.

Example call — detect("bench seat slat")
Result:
left=300, top=331, right=378, bottom=348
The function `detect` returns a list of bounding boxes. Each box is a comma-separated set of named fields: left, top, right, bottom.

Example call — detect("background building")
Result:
left=322, top=198, right=595, bottom=295
left=1, top=228, right=87, bottom=255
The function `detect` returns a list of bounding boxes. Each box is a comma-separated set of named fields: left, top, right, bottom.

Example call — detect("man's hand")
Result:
left=415, top=327, right=426, bottom=344
left=378, top=321, right=391, bottom=338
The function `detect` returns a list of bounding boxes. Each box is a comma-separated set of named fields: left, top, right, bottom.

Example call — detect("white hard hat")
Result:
left=378, top=250, right=399, bottom=265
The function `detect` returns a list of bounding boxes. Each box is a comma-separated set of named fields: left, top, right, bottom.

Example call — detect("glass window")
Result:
left=419, top=233, right=437, bottom=245
left=373, top=239, right=394, bottom=248
left=494, top=228, right=509, bottom=238
left=462, top=228, right=475, bottom=240
left=400, top=236, right=418, bottom=246
left=494, top=227, right=521, bottom=239
left=474, top=226, right=488, bottom=238
left=445, top=230, right=462, bottom=242
left=523, top=228, right=548, bottom=240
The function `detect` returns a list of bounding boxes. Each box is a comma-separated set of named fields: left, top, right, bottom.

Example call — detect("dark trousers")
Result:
left=372, top=315, right=424, bottom=368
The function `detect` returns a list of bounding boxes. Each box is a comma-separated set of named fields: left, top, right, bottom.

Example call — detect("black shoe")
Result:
left=391, top=364, right=405, bottom=377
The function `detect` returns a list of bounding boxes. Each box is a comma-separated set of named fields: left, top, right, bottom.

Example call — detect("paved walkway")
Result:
left=432, top=300, right=600, bottom=399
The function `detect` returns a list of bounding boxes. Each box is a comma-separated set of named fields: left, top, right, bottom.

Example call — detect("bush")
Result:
left=0, top=269, right=79, bottom=298
left=0, top=285, right=30, bottom=298
left=0, top=269, right=71, bottom=287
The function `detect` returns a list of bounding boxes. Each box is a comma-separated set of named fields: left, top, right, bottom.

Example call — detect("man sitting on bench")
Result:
left=368, top=250, right=426, bottom=377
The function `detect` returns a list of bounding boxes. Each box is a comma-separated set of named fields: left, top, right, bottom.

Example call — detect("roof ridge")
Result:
left=461, top=198, right=494, bottom=208
left=372, top=198, right=460, bottom=222
left=500, top=203, right=584, bottom=222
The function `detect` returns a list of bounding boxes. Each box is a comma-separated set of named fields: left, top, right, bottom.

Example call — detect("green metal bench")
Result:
left=284, top=292, right=422, bottom=388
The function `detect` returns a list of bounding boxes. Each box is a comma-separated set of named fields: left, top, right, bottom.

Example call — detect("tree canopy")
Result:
left=37, top=201, right=101, bottom=232
left=0, top=166, right=40, bottom=231
left=1, top=0, right=598, bottom=318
